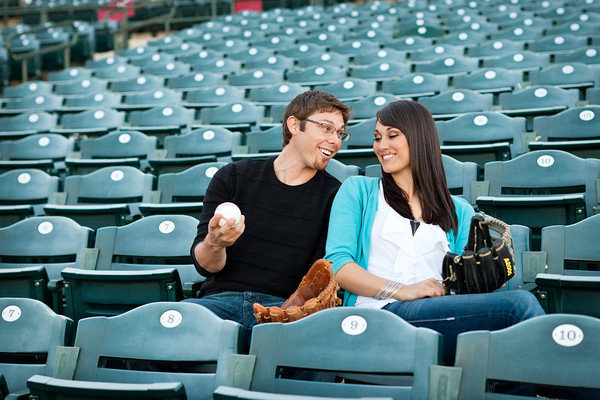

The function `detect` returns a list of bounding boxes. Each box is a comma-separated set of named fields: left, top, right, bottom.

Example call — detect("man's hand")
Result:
left=394, top=278, right=446, bottom=302
left=205, top=213, right=246, bottom=249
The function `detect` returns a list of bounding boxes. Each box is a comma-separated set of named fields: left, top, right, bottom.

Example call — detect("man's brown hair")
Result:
left=282, top=90, right=351, bottom=147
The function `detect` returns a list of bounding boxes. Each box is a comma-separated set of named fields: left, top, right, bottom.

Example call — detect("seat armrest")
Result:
left=5, top=389, right=30, bottom=400
left=48, top=279, right=64, bottom=314
left=182, top=279, right=204, bottom=298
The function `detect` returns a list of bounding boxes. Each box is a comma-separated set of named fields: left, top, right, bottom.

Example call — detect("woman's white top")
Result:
left=355, top=183, right=450, bottom=309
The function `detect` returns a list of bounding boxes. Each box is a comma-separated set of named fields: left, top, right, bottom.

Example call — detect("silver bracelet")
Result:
left=374, top=279, right=404, bottom=300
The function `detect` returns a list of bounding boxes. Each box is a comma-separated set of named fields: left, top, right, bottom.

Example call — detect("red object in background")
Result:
left=97, top=1, right=135, bottom=22
left=234, top=0, right=263, bottom=12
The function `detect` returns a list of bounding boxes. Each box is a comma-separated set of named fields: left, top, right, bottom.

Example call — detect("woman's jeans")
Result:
left=382, top=290, right=545, bottom=365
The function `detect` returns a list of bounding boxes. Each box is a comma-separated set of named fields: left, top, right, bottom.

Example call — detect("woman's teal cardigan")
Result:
left=325, top=176, right=476, bottom=306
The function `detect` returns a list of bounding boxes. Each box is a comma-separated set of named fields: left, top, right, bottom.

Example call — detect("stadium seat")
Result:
left=386, top=36, right=433, bottom=52
left=0, top=112, right=57, bottom=140
left=353, top=48, right=407, bottom=66
left=436, top=31, right=488, bottom=47
left=193, top=58, right=242, bottom=77
left=443, top=314, right=600, bottom=399
left=466, top=39, right=525, bottom=59
left=529, top=62, right=600, bottom=89
left=331, top=40, right=382, bottom=58
left=278, top=43, right=327, bottom=59
left=93, top=63, right=140, bottom=82
left=0, top=93, right=63, bottom=115
left=121, top=88, right=182, bottom=111
left=0, top=216, right=93, bottom=282
left=0, top=133, right=72, bottom=175
left=48, top=67, right=94, bottom=84
left=529, top=34, right=589, bottom=53
left=43, top=166, right=155, bottom=229
left=418, top=90, right=494, bottom=119
left=498, top=86, right=579, bottom=117
left=482, top=51, right=550, bottom=72
left=149, top=127, right=241, bottom=175
left=554, top=47, right=600, bottom=65
left=229, top=47, right=275, bottom=64
left=0, top=169, right=59, bottom=227
left=184, top=86, right=245, bottom=108
left=296, top=53, right=350, bottom=69
left=415, top=56, right=480, bottom=77
left=199, top=102, right=265, bottom=131
left=65, top=130, right=158, bottom=175
left=350, top=61, right=411, bottom=83
left=167, top=71, right=224, bottom=91
left=410, top=44, right=465, bottom=62
left=530, top=106, right=600, bottom=158
left=333, top=118, right=377, bottom=170
left=315, top=79, right=376, bottom=102
left=325, top=159, right=360, bottom=182
left=54, top=108, right=125, bottom=136
left=490, top=25, right=545, bottom=43
left=0, top=298, right=72, bottom=397
left=0, top=266, right=53, bottom=307
left=110, top=75, right=165, bottom=94
left=532, top=214, right=600, bottom=317
left=144, top=61, right=191, bottom=79
left=435, top=112, right=527, bottom=167
left=179, top=50, right=226, bottom=69
left=249, top=84, right=307, bottom=106
left=246, top=55, right=295, bottom=71
left=117, top=45, right=157, bottom=61
left=287, top=66, right=347, bottom=86
left=139, top=163, right=227, bottom=219
left=3, top=81, right=53, bottom=99
left=347, top=94, right=400, bottom=120
left=126, top=105, right=195, bottom=138
left=85, top=55, right=128, bottom=70
left=476, top=150, right=600, bottom=249
left=53, top=78, right=108, bottom=97
left=60, top=91, right=122, bottom=112
left=222, top=307, right=442, bottom=399
left=129, top=52, right=176, bottom=69
left=213, top=386, right=393, bottom=400
left=588, top=87, right=600, bottom=105
left=381, top=73, right=447, bottom=98
left=228, top=69, right=285, bottom=89
left=27, top=302, right=243, bottom=399
left=452, top=68, right=522, bottom=94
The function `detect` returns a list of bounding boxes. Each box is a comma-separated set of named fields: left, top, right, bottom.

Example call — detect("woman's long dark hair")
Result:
left=376, top=100, right=458, bottom=233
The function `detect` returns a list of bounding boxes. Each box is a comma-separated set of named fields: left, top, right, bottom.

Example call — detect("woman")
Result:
left=325, top=100, right=544, bottom=363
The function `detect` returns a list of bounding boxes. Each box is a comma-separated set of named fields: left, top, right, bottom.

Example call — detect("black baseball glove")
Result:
left=442, top=213, right=515, bottom=295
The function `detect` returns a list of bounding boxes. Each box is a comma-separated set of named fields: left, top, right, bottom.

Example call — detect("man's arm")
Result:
left=193, top=214, right=245, bottom=274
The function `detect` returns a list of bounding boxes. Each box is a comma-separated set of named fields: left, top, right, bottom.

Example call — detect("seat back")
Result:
left=71, top=302, right=243, bottom=399
left=0, top=134, right=73, bottom=161
left=0, top=298, right=72, bottom=393
left=164, top=128, right=241, bottom=158
left=456, top=314, right=600, bottom=399
left=0, top=169, right=59, bottom=204
left=94, top=214, right=199, bottom=283
left=249, top=307, right=442, bottom=399
left=79, top=130, right=157, bottom=160
left=0, top=216, right=93, bottom=280
left=63, top=166, right=154, bottom=205
left=157, top=162, right=228, bottom=203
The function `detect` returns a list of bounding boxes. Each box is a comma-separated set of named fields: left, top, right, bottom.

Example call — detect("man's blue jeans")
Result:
left=382, top=290, right=545, bottom=365
left=183, top=291, right=285, bottom=351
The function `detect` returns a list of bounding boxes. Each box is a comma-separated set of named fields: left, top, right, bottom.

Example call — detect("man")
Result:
left=186, top=90, right=351, bottom=339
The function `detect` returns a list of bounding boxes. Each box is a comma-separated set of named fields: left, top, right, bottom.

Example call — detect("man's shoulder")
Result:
left=216, top=157, right=273, bottom=178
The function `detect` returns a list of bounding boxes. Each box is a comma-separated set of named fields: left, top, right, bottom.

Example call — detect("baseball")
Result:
left=215, top=202, right=242, bottom=227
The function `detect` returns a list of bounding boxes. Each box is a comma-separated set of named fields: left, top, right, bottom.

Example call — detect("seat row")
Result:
left=1, top=298, right=599, bottom=400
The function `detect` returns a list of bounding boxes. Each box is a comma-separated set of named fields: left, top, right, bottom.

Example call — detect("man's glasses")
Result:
left=305, top=118, right=351, bottom=142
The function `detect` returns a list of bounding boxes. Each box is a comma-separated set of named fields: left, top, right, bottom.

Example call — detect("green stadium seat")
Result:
left=129, top=52, right=176, bottom=69
left=228, top=69, right=285, bottom=89
left=224, top=307, right=441, bottom=399
left=588, top=87, right=600, bottom=104
left=418, top=90, right=493, bottom=119
left=139, top=163, right=227, bottom=220
left=530, top=106, right=600, bottom=158
left=476, top=150, right=600, bottom=249
left=529, top=34, right=589, bottom=53
left=93, top=64, right=141, bottom=82
left=498, top=86, right=579, bottom=117
left=198, top=102, right=264, bottom=131
left=229, top=47, right=275, bottom=64
left=0, top=133, right=73, bottom=175
left=325, top=159, right=360, bottom=182
left=533, top=214, right=600, bottom=317
left=167, top=71, right=224, bottom=91
left=414, top=56, right=480, bottom=77
left=330, top=39, right=381, bottom=58
left=435, top=112, right=527, bottom=167
left=0, top=266, right=52, bottom=307
left=333, top=118, right=377, bottom=170
left=3, top=81, right=53, bottom=99
left=287, top=66, right=347, bottom=86
left=353, top=48, right=407, bottom=66
left=350, top=61, right=411, bottom=83
left=54, top=108, right=124, bottom=136
left=482, top=51, right=550, bottom=72
left=144, top=61, right=191, bottom=79
left=110, top=75, right=165, bottom=94
left=0, top=216, right=93, bottom=281
left=0, top=169, right=59, bottom=227
left=65, top=130, right=157, bottom=176
left=27, top=301, right=243, bottom=398
left=162, top=42, right=203, bottom=58
left=381, top=73, right=447, bottom=98
left=0, top=298, right=72, bottom=397
left=0, top=93, right=63, bottom=115
left=61, top=91, right=122, bottom=112
left=436, top=31, right=488, bottom=47
left=529, top=62, right=600, bottom=90
left=214, top=386, right=393, bottom=400
left=149, top=127, right=241, bottom=175
left=249, top=84, right=308, bottom=107
left=445, top=314, right=600, bottom=399
left=246, top=55, right=295, bottom=71
left=126, top=105, right=195, bottom=138
left=185, top=86, right=246, bottom=107
left=85, top=55, right=128, bottom=70
left=554, top=47, right=600, bottom=65
left=0, top=112, right=57, bottom=140
left=53, top=78, right=108, bottom=97
left=452, top=68, right=522, bottom=94
left=43, top=166, right=155, bottom=230
left=386, top=36, right=433, bottom=52
left=193, top=58, right=243, bottom=77
left=347, top=94, right=400, bottom=120
left=410, top=44, right=465, bottom=62
left=120, top=88, right=181, bottom=111
left=315, top=79, right=376, bottom=102
left=466, top=39, right=524, bottom=60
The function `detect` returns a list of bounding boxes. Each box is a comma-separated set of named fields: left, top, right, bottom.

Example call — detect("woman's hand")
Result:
left=394, top=278, right=446, bottom=301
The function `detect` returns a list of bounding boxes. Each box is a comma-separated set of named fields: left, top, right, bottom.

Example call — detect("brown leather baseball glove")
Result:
left=253, top=259, right=341, bottom=323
